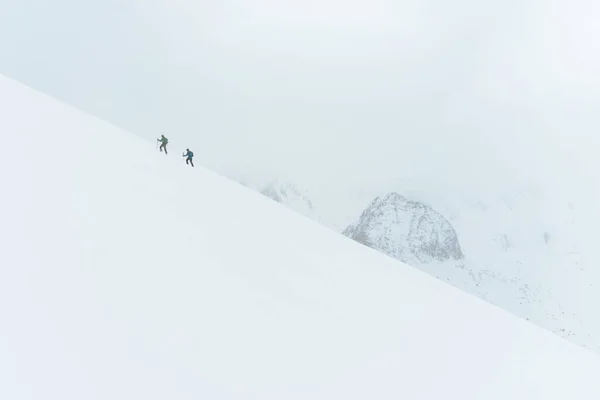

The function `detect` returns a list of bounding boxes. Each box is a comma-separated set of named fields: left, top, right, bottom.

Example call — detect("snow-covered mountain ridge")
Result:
left=232, top=178, right=600, bottom=354
left=3, top=73, right=600, bottom=398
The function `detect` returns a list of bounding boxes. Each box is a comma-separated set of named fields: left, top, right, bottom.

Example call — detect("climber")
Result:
left=183, top=148, right=194, bottom=167
left=157, top=134, right=169, bottom=154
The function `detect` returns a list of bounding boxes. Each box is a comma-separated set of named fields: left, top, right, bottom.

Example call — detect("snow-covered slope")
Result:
left=334, top=188, right=600, bottom=351
left=244, top=179, right=600, bottom=353
left=415, top=186, right=600, bottom=351
left=2, top=74, right=600, bottom=399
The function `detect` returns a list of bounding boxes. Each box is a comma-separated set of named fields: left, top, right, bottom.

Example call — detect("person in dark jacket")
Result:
left=183, top=148, right=194, bottom=167
left=157, top=134, right=168, bottom=154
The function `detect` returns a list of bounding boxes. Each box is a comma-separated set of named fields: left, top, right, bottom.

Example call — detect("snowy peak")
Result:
left=235, top=178, right=322, bottom=223
left=260, top=181, right=314, bottom=213
left=344, top=192, right=464, bottom=264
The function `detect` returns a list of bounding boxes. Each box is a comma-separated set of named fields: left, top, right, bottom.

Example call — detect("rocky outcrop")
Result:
left=257, top=181, right=320, bottom=221
left=260, top=182, right=313, bottom=209
left=343, top=193, right=463, bottom=264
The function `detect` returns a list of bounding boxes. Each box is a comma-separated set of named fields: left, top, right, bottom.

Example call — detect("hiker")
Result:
left=183, top=148, right=194, bottom=167
left=157, top=134, right=168, bottom=154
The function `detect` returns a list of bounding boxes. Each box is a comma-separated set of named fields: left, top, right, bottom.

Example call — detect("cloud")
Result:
left=1, top=0, right=599, bottom=197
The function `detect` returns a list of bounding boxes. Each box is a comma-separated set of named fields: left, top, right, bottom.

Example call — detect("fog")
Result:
left=1, top=0, right=599, bottom=196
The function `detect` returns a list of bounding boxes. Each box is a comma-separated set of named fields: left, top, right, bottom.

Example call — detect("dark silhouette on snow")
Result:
left=157, top=134, right=168, bottom=154
left=183, top=149, right=194, bottom=167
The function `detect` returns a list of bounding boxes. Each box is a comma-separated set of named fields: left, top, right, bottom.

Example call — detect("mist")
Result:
left=1, top=0, right=599, bottom=198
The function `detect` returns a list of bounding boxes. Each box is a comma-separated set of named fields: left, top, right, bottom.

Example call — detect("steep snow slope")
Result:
left=420, top=186, right=600, bottom=350
left=334, top=188, right=600, bottom=351
left=2, top=74, right=600, bottom=399
left=250, top=179, right=600, bottom=353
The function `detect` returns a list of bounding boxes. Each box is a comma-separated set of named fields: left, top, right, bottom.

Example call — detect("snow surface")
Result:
left=2, top=74, right=600, bottom=399
left=232, top=171, right=600, bottom=352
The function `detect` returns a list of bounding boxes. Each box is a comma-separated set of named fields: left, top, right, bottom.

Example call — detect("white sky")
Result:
left=1, top=0, right=599, bottom=195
